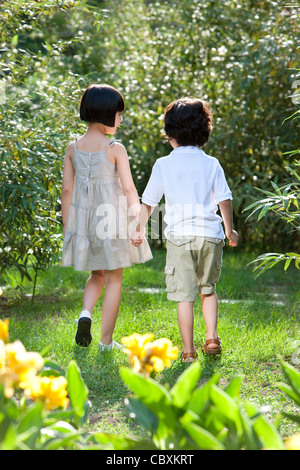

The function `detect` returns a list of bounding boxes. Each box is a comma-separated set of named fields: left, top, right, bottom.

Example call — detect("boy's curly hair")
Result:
left=164, top=98, right=213, bottom=147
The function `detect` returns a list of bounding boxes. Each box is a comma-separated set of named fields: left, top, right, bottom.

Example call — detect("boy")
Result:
left=133, top=98, right=239, bottom=361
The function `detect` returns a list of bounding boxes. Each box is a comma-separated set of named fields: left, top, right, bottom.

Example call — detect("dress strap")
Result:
left=104, top=140, right=115, bottom=151
left=74, top=139, right=77, bottom=151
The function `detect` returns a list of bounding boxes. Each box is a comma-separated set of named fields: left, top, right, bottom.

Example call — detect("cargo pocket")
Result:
left=168, top=235, right=193, bottom=247
left=165, top=265, right=176, bottom=293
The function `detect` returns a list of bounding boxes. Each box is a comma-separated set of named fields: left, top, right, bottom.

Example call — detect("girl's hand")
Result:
left=130, top=228, right=145, bottom=247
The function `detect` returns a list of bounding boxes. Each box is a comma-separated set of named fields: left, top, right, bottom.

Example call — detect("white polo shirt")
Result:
left=142, top=146, right=232, bottom=239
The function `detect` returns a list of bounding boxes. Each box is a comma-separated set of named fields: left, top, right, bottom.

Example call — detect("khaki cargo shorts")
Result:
left=165, top=235, right=225, bottom=302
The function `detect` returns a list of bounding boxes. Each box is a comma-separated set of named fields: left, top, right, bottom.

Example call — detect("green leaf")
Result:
left=284, top=258, right=292, bottom=271
left=252, top=415, right=283, bottom=450
left=187, top=373, right=220, bottom=415
left=210, top=385, right=240, bottom=423
left=0, top=424, right=18, bottom=450
left=120, top=367, right=176, bottom=429
left=11, top=35, right=18, bottom=46
left=183, top=422, right=225, bottom=450
left=66, top=361, right=89, bottom=428
left=17, top=401, right=44, bottom=449
left=170, top=362, right=201, bottom=408
left=278, top=357, right=300, bottom=401
left=125, top=397, right=158, bottom=434
left=224, top=376, right=242, bottom=399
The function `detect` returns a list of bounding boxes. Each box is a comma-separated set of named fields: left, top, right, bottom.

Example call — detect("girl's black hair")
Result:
left=79, top=84, right=125, bottom=127
left=164, top=98, right=213, bottom=147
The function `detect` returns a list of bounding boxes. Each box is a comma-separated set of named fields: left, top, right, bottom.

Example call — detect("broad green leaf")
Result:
left=0, top=424, right=17, bottom=450
left=224, top=376, right=242, bottom=398
left=252, top=415, right=283, bottom=450
left=17, top=401, right=44, bottom=448
left=67, top=361, right=89, bottom=428
left=210, top=385, right=242, bottom=434
left=183, top=422, right=225, bottom=450
left=188, top=373, right=220, bottom=415
left=125, top=397, right=158, bottom=434
left=276, top=383, right=300, bottom=406
left=120, top=367, right=176, bottom=428
left=170, top=362, right=201, bottom=408
left=278, top=357, right=300, bottom=398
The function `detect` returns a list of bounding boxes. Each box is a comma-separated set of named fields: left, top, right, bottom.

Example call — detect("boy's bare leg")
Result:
left=177, top=301, right=195, bottom=353
left=201, top=292, right=220, bottom=348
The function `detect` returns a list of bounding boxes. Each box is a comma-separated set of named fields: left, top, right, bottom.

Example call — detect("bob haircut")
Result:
left=164, top=98, right=213, bottom=148
left=79, top=84, right=125, bottom=127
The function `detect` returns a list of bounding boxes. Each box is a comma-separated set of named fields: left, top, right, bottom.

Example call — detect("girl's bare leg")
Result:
left=82, top=270, right=105, bottom=314
left=100, top=268, right=123, bottom=345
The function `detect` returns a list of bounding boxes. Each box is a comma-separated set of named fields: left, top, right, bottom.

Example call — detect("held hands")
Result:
left=226, top=229, right=239, bottom=247
left=130, top=227, right=145, bottom=247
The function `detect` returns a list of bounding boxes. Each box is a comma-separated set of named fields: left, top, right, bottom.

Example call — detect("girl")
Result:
left=61, top=84, right=152, bottom=348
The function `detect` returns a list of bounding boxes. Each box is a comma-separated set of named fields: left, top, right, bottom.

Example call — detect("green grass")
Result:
left=0, top=248, right=299, bottom=440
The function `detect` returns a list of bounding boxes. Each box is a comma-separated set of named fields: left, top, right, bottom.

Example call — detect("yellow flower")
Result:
left=0, top=340, right=44, bottom=398
left=144, top=338, right=179, bottom=373
left=122, top=333, right=154, bottom=373
left=121, top=333, right=179, bottom=375
left=285, top=433, right=300, bottom=450
left=122, top=333, right=154, bottom=357
left=0, top=318, right=9, bottom=343
left=24, top=375, right=69, bottom=410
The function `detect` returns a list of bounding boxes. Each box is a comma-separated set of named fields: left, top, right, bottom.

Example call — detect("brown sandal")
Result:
left=181, top=350, right=198, bottom=362
left=202, top=338, right=222, bottom=355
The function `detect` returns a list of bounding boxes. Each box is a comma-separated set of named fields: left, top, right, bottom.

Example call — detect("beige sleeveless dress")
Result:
left=62, top=140, right=152, bottom=271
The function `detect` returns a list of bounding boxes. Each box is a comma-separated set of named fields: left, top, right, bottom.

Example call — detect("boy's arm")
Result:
left=218, top=199, right=239, bottom=247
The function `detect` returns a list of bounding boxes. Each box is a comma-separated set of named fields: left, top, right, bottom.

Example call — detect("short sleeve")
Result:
left=213, top=163, right=232, bottom=204
left=142, top=161, right=164, bottom=207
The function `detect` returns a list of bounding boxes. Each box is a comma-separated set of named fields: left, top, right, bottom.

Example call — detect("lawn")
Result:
left=0, top=247, right=299, bottom=441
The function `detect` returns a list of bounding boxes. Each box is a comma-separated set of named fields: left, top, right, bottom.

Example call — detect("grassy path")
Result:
left=0, top=248, right=299, bottom=440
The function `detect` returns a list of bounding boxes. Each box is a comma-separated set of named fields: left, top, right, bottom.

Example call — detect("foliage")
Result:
left=1, top=317, right=300, bottom=450
left=0, top=318, right=89, bottom=450
left=97, top=0, right=299, bottom=249
left=1, top=0, right=299, bottom=294
left=118, top=334, right=286, bottom=451
left=0, top=0, right=89, bottom=296
left=245, top=168, right=300, bottom=273
left=277, top=356, right=300, bottom=426
left=244, top=58, right=300, bottom=274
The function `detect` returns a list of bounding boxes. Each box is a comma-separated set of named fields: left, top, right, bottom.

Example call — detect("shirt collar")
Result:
left=171, top=146, right=204, bottom=155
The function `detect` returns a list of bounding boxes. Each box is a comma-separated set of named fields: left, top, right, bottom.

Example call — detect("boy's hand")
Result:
left=130, top=228, right=145, bottom=247
left=226, top=230, right=239, bottom=247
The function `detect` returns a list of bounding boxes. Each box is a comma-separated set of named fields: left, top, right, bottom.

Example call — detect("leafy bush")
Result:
left=244, top=64, right=300, bottom=273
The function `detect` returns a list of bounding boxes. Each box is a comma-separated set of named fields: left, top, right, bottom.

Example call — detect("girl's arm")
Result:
left=113, top=143, right=140, bottom=219
left=61, top=142, right=75, bottom=235
left=218, top=199, right=239, bottom=247
left=131, top=203, right=153, bottom=246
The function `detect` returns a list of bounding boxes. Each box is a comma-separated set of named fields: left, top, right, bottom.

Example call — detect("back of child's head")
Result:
left=80, top=84, right=125, bottom=127
left=164, top=98, right=213, bottom=147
